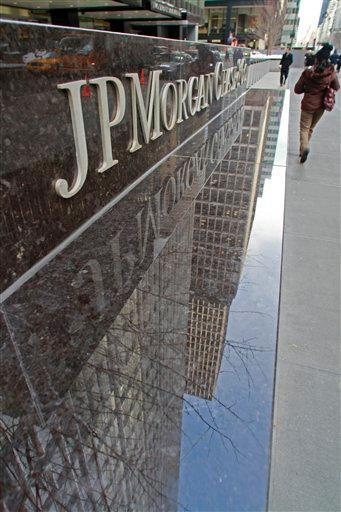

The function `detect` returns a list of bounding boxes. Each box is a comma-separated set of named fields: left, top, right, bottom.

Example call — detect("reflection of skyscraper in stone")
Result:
left=1, top=206, right=194, bottom=511
left=186, top=91, right=272, bottom=400
left=258, top=90, right=285, bottom=197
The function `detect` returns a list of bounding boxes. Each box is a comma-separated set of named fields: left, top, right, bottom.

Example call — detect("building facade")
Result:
left=280, top=0, right=301, bottom=47
left=319, top=0, right=332, bottom=26
left=199, top=0, right=269, bottom=46
left=0, top=0, right=204, bottom=40
left=330, top=0, right=341, bottom=50
left=200, top=0, right=288, bottom=50
left=317, top=0, right=339, bottom=44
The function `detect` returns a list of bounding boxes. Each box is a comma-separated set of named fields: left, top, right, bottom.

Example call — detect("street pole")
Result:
left=225, top=2, right=232, bottom=43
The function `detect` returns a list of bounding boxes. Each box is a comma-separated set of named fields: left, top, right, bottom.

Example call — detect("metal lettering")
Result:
left=188, top=76, right=199, bottom=116
left=196, top=74, right=207, bottom=111
left=176, top=79, right=189, bottom=124
left=54, top=59, right=248, bottom=198
left=90, top=77, right=126, bottom=173
left=204, top=73, right=214, bottom=105
left=221, top=68, right=228, bottom=97
left=214, top=62, right=223, bottom=100
left=55, top=80, right=88, bottom=198
left=161, top=82, right=178, bottom=131
left=125, top=70, right=163, bottom=153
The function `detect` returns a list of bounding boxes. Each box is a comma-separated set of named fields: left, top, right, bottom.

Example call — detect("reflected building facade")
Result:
left=186, top=90, right=272, bottom=400
left=258, top=90, right=285, bottom=197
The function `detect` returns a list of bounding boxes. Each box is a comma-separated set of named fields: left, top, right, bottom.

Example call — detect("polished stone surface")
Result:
left=0, top=20, right=249, bottom=293
left=0, top=22, right=288, bottom=512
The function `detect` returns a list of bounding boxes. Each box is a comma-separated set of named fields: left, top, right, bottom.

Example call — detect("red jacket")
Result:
left=294, top=65, right=340, bottom=111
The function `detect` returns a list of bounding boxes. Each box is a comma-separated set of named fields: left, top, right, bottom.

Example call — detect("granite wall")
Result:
left=0, top=20, right=258, bottom=511
left=0, top=20, right=250, bottom=293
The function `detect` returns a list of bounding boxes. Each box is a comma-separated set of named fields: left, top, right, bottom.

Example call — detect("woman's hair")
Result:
left=314, top=43, right=333, bottom=72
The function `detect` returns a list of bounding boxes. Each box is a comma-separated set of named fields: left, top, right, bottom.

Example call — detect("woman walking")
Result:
left=294, top=44, right=340, bottom=163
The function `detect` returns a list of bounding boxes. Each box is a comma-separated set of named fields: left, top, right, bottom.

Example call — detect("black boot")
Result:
left=300, top=149, right=310, bottom=163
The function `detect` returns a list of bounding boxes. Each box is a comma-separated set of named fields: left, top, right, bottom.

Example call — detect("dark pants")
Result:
left=280, top=67, right=289, bottom=85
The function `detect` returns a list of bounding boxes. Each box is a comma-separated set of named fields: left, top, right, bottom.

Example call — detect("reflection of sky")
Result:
left=178, top=92, right=289, bottom=512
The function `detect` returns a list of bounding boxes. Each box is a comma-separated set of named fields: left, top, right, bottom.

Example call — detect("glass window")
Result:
left=207, top=7, right=227, bottom=33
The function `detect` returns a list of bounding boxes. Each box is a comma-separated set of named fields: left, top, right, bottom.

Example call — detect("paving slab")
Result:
left=268, top=70, right=341, bottom=511
left=276, top=304, right=340, bottom=373
left=269, top=365, right=340, bottom=512
left=286, top=152, right=341, bottom=187
left=284, top=180, right=340, bottom=240
left=281, top=233, right=339, bottom=311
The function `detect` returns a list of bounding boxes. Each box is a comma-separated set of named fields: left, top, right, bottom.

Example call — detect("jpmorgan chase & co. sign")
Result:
left=55, top=59, right=248, bottom=199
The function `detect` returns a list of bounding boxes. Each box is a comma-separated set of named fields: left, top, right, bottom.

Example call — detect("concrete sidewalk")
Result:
left=268, top=70, right=340, bottom=511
